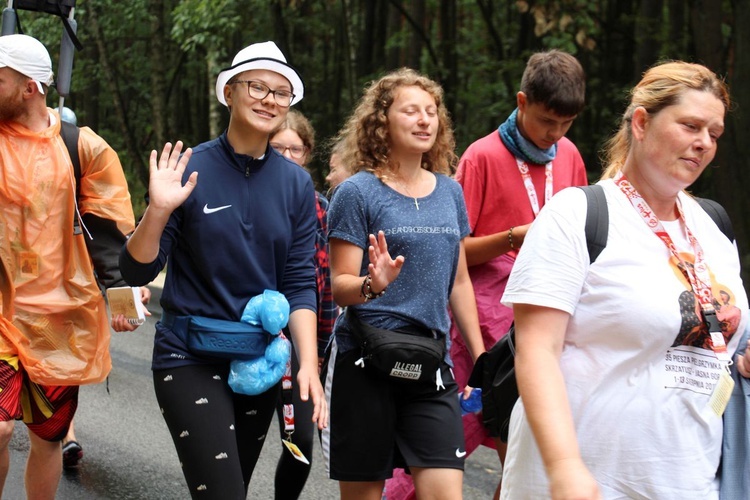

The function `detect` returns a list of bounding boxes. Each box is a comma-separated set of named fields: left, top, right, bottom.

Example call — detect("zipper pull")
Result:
left=435, top=367, right=445, bottom=390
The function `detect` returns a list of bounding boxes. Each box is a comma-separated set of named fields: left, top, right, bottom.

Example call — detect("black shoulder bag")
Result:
left=348, top=309, right=446, bottom=389
left=467, top=185, right=608, bottom=442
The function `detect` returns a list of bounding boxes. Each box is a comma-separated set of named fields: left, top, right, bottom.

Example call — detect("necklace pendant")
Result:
left=414, top=198, right=419, bottom=210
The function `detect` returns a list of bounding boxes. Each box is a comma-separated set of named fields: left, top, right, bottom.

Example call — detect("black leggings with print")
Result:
left=153, top=363, right=279, bottom=499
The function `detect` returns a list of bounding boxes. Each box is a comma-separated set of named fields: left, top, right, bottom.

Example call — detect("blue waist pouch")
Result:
left=162, top=312, right=271, bottom=360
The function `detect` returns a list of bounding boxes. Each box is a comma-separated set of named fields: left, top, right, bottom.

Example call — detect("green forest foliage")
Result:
left=17, top=0, right=750, bottom=288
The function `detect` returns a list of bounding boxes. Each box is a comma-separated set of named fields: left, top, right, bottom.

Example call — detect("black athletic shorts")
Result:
left=320, top=338, right=466, bottom=481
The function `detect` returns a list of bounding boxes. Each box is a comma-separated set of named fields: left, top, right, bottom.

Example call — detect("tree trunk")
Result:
left=148, top=0, right=167, bottom=148
left=406, top=0, right=426, bottom=69
left=208, top=50, right=223, bottom=138
left=82, top=41, right=100, bottom=132
left=634, top=0, right=664, bottom=78
left=341, top=0, right=358, bottom=104
left=475, top=0, right=514, bottom=96
left=667, top=0, right=689, bottom=56
left=440, top=0, right=458, bottom=117
left=385, top=4, right=401, bottom=69
left=356, top=0, right=380, bottom=76
left=87, top=1, right=147, bottom=187
left=716, top=0, right=750, bottom=292
left=690, top=0, right=726, bottom=71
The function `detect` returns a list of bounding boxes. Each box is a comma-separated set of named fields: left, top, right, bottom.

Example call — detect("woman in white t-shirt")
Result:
left=501, top=61, right=747, bottom=499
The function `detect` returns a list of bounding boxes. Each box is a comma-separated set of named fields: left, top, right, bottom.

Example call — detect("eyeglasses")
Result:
left=270, top=142, right=308, bottom=159
left=230, top=80, right=295, bottom=107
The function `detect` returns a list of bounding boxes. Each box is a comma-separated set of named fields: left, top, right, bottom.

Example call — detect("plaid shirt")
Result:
left=315, top=193, right=338, bottom=358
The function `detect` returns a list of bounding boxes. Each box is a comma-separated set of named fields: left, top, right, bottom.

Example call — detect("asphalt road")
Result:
left=4, top=280, right=501, bottom=499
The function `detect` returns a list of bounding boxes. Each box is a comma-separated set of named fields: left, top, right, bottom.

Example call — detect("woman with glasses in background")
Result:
left=268, top=110, right=338, bottom=499
left=120, top=41, right=327, bottom=499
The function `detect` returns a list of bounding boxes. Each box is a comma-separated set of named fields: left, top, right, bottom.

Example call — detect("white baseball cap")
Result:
left=215, top=41, right=304, bottom=107
left=0, top=34, right=54, bottom=95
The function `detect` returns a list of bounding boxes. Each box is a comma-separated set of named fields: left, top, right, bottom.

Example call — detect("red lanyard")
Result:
left=281, top=360, right=295, bottom=434
left=614, top=173, right=730, bottom=361
left=516, top=159, right=553, bottom=217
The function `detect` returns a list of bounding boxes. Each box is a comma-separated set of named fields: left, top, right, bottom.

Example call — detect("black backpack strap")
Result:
left=695, top=197, right=735, bottom=242
left=577, top=188, right=733, bottom=262
left=59, top=14, right=83, bottom=51
left=579, top=185, right=609, bottom=264
left=60, top=120, right=81, bottom=234
left=60, top=120, right=81, bottom=197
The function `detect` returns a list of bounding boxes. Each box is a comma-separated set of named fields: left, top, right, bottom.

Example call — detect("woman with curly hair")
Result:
left=320, top=68, right=485, bottom=499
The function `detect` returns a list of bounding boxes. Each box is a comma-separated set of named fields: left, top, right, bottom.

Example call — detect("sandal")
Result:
left=62, top=440, right=83, bottom=468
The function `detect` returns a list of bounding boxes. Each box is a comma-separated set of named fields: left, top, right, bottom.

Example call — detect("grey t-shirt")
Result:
left=327, top=171, right=470, bottom=354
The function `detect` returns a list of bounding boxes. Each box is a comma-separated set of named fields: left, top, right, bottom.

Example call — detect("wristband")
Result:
left=360, top=274, right=386, bottom=302
left=508, top=227, right=515, bottom=250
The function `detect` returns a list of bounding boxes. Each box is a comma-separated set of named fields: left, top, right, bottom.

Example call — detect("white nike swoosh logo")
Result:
left=455, top=449, right=467, bottom=458
left=203, top=204, right=232, bottom=214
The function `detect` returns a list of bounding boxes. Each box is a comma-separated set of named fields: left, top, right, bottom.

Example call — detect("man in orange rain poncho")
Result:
left=0, top=34, right=143, bottom=499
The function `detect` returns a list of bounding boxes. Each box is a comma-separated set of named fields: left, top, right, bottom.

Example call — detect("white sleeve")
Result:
left=502, top=186, right=591, bottom=315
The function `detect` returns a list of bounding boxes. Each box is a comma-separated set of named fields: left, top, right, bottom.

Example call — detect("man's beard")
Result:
left=0, top=93, right=25, bottom=122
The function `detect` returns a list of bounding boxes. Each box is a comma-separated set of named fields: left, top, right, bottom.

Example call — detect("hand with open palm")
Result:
left=125, top=141, right=197, bottom=264
left=366, top=230, right=405, bottom=294
left=147, top=141, right=197, bottom=215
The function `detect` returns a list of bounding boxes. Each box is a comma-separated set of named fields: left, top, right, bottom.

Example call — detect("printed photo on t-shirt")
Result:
left=663, top=251, right=740, bottom=395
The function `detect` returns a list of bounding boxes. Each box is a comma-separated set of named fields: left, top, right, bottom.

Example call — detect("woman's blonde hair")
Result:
left=334, top=68, right=457, bottom=178
left=601, top=61, right=730, bottom=179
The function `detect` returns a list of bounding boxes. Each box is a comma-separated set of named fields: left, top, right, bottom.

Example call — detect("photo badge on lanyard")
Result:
left=705, top=310, right=734, bottom=416
left=704, top=311, right=730, bottom=362
left=280, top=360, right=309, bottom=464
left=614, top=172, right=735, bottom=415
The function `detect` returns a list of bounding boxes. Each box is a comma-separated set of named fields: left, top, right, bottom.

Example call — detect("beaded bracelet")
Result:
left=360, top=274, right=386, bottom=302
left=508, top=226, right=515, bottom=250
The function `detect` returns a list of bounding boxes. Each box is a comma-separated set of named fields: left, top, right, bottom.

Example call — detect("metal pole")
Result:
left=56, top=7, right=77, bottom=97
left=1, top=0, right=15, bottom=36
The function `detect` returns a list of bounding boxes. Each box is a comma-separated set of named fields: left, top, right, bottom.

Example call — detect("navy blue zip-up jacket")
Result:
left=120, top=132, right=318, bottom=326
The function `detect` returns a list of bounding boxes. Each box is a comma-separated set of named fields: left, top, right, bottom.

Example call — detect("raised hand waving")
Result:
left=367, top=230, right=405, bottom=293
left=147, top=141, right=197, bottom=213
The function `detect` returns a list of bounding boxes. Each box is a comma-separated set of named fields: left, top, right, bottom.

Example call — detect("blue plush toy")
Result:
left=229, top=290, right=291, bottom=396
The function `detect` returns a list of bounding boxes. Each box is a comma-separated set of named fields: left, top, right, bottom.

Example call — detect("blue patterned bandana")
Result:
left=498, top=108, right=557, bottom=165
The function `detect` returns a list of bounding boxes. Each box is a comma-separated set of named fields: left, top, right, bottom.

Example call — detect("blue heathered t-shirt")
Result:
left=327, top=171, right=470, bottom=355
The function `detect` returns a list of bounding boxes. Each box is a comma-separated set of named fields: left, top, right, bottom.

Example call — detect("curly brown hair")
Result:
left=334, top=68, right=457, bottom=179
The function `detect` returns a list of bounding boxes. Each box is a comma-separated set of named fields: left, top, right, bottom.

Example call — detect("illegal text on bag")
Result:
left=349, top=310, right=445, bottom=386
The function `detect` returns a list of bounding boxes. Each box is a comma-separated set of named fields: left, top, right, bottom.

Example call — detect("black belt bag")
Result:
left=348, top=310, right=446, bottom=388
left=162, top=312, right=272, bottom=360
